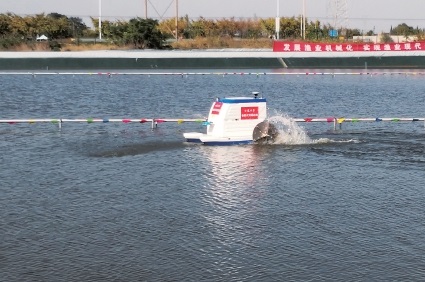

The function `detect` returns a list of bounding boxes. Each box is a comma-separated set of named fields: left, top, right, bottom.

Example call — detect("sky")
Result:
left=1, top=0, right=425, bottom=33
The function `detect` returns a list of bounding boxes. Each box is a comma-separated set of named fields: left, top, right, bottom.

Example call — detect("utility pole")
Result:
left=145, top=0, right=148, bottom=19
left=327, top=0, right=348, bottom=36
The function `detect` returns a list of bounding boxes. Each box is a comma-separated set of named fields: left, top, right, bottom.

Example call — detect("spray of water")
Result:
left=268, top=114, right=313, bottom=145
left=267, top=112, right=359, bottom=145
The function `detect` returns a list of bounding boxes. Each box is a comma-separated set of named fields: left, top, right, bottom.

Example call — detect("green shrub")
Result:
left=49, top=40, right=62, bottom=51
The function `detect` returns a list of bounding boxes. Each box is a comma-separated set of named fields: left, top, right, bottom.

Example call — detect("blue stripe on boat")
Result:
left=202, top=140, right=253, bottom=146
left=218, top=97, right=266, bottom=104
left=185, top=138, right=203, bottom=143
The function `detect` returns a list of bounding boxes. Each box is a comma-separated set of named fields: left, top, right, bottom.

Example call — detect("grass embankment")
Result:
left=3, top=37, right=274, bottom=51
left=170, top=37, right=273, bottom=49
left=4, top=42, right=128, bottom=51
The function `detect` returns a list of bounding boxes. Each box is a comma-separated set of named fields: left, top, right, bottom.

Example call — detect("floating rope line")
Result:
left=292, top=117, right=425, bottom=123
left=0, top=118, right=206, bottom=130
left=291, top=117, right=425, bottom=130
left=1, top=118, right=423, bottom=123
left=1, top=117, right=423, bottom=131
left=1, top=71, right=425, bottom=76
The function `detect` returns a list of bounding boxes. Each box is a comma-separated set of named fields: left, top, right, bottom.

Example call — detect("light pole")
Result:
left=302, top=0, right=305, bottom=40
left=275, top=0, right=280, bottom=40
left=98, top=0, right=102, bottom=40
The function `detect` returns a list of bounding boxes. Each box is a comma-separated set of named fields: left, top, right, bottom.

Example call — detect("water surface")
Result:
left=1, top=71, right=425, bottom=281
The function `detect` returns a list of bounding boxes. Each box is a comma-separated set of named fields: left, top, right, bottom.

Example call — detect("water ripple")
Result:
left=2, top=73, right=425, bottom=281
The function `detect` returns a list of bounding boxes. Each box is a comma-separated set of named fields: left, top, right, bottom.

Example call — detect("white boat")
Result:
left=183, top=92, right=277, bottom=145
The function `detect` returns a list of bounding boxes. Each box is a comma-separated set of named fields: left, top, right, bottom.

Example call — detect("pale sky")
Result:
left=1, top=0, right=425, bottom=33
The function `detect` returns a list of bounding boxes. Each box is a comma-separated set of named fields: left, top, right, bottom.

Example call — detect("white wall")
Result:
left=353, top=35, right=418, bottom=43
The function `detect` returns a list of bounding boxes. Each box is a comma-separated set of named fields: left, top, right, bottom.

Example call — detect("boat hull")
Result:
left=184, top=132, right=253, bottom=146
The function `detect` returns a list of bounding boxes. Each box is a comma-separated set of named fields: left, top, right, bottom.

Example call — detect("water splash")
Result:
left=268, top=114, right=313, bottom=145
left=268, top=113, right=360, bottom=145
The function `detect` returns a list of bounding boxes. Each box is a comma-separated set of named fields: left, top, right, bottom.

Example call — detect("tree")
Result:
left=242, top=19, right=263, bottom=39
left=391, top=23, right=415, bottom=36
left=289, top=17, right=304, bottom=39
left=124, top=18, right=165, bottom=49
left=157, top=17, right=187, bottom=39
left=345, top=28, right=361, bottom=38
left=189, top=18, right=207, bottom=38
left=260, top=18, right=275, bottom=38
left=216, top=18, right=238, bottom=37
left=199, top=18, right=218, bottom=37
left=380, top=33, right=393, bottom=43
left=47, top=15, right=71, bottom=39
left=0, top=14, right=11, bottom=38
left=264, top=17, right=303, bottom=40
left=98, top=19, right=113, bottom=38
left=108, top=20, right=129, bottom=45
left=48, top=13, right=66, bottom=20
left=68, top=17, right=87, bottom=38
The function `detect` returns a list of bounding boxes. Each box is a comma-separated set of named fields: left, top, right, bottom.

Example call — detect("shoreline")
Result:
left=2, top=49, right=425, bottom=70
left=0, top=49, right=284, bottom=70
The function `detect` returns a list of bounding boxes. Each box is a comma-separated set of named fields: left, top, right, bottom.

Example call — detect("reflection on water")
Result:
left=201, top=145, right=270, bottom=187
left=197, top=145, right=273, bottom=254
left=198, top=145, right=272, bottom=218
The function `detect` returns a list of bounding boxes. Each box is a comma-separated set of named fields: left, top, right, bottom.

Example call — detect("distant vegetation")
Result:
left=0, top=12, right=424, bottom=51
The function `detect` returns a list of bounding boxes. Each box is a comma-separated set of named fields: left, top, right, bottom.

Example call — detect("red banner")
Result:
left=241, top=107, right=259, bottom=120
left=273, top=41, right=425, bottom=52
left=211, top=102, right=223, bottom=115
